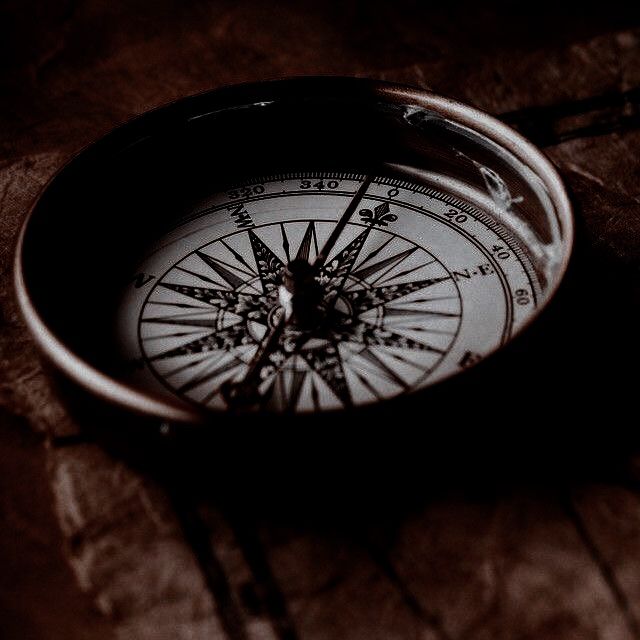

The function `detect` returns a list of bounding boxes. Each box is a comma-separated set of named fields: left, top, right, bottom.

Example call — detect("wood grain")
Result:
left=50, top=443, right=226, bottom=640
left=387, top=493, right=634, bottom=639
left=2, top=2, right=640, bottom=638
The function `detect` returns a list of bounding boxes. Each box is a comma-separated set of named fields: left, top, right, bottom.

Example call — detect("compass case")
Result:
left=15, top=78, right=573, bottom=440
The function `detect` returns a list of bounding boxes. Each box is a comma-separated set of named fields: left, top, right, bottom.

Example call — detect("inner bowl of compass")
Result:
left=17, top=78, right=572, bottom=411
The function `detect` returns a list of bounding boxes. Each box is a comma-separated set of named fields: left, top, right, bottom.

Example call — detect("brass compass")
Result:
left=15, top=78, right=573, bottom=428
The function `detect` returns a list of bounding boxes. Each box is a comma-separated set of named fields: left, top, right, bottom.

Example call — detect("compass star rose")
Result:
left=141, top=218, right=461, bottom=412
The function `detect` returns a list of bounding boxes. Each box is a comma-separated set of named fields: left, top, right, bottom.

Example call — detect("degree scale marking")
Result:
left=167, top=171, right=540, bottom=307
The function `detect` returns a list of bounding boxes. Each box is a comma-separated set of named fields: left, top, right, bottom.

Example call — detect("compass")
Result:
left=15, top=78, right=573, bottom=428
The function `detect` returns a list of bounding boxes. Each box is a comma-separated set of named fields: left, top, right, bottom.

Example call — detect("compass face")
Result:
left=116, top=172, right=540, bottom=413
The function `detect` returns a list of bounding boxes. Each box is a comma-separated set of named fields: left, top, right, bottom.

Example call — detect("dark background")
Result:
left=2, top=2, right=640, bottom=639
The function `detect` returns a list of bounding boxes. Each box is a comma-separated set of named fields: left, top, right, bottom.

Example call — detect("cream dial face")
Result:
left=116, top=172, right=539, bottom=413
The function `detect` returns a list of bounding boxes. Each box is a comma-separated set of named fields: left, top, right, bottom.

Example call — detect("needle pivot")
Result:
left=279, top=258, right=323, bottom=328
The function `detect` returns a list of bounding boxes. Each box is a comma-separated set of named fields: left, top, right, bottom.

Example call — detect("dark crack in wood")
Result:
left=49, top=433, right=92, bottom=448
left=170, top=490, right=249, bottom=640
left=362, top=538, right=454, bottom=640
left=501, top=87, right=640, bottom=147
left=563, top=492, right=640, bottom=640
left=225, top=511, right=300, bottom=640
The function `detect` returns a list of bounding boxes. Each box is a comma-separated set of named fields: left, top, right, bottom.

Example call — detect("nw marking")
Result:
left=228, top=203, right=255, bottom=228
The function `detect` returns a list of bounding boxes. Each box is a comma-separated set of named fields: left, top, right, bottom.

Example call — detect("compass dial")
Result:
left=116, top=172, right=540, bottom=413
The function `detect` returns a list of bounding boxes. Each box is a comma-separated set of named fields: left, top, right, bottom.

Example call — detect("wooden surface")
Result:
left=2, top=2, right=640, bottom=638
